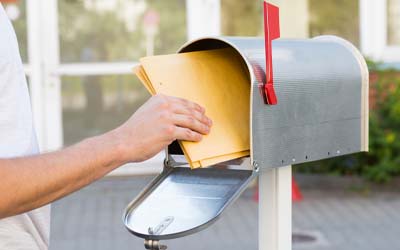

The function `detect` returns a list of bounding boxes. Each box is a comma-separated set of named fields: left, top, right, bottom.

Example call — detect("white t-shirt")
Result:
left=0, top=4, right=50, bottom=250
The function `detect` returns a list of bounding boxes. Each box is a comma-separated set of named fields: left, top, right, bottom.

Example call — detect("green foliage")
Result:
left=364, top=70, right=400, bottom=182
left=298, top=68, right=400, bottom=183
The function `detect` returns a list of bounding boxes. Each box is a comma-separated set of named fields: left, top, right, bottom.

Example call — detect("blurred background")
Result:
left=1, top=0, right=400, bottom=249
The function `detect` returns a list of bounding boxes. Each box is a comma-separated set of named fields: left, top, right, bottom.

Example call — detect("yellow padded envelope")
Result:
left=136, top=48, right=250, bottom=168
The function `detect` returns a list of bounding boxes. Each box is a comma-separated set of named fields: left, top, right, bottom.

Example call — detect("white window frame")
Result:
left=24, top=0, right=221, bottom=174
left=360, top=0, right=400, bottom=62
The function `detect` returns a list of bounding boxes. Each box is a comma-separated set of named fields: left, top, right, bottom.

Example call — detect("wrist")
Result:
left=88, top=129, right=128, bottom=168
left=107, top=129, right=130, bottom=165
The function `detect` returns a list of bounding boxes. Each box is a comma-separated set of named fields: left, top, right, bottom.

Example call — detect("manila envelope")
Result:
left=135, top=48, right=250, bottom=168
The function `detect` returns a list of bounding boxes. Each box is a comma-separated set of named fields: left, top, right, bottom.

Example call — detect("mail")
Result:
left=135, top=48, right=250, bottom=168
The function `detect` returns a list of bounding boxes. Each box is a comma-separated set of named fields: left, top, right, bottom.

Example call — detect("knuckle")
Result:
left=160, top=100, right=170, bottom=110
left=194, top=103, right=204, bottom=113
left=184, top=99, right=194, bottom=109
left=164, top=125, right=175, bottom=136
left=180, top=97, right=188, bottom=105
left=185, top=129, right=202, bottom=141
left=185, top=129, right=193, bottom=138
left=156, top=95, right=170, bottom=109
left=200, top=113, right=207, bottom=121
left=159, top=111, right=169, bottom=120
left=194, top=133, right=202, bottom=141
left=195, top=103, right=202, bottom=111
left=187, top=116, right=196, bottom=126
left=197, top=116, right=207, bottom=127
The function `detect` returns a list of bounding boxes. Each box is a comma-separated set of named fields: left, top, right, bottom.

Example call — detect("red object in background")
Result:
left=0, top=0, right=17, bottom=3
left=252, top=177, right=303, bottom=202
left=252, top=186, right=258, bottom=202
left=292, top=177, right=303, bottom=202
left=262, top=1, right=280, bottom=105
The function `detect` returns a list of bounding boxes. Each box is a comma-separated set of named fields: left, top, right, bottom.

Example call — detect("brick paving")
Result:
left=49, top=175, right=400, bottom=250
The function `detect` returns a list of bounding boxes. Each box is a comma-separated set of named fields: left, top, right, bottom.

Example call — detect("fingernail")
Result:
left=208, top=118, right=213, bottom=126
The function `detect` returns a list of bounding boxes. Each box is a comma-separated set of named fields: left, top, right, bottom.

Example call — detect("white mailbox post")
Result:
left=259, top=166, right=292, bottom=250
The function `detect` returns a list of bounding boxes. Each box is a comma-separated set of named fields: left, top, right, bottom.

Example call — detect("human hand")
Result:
left=112, top=94, right=212, bottom=163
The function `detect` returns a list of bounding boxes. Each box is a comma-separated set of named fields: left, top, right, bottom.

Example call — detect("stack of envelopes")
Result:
left=135, top=48, right=250, bottom=168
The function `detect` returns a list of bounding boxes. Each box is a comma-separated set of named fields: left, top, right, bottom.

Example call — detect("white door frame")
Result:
left=26, top=0, right=62, bottom=151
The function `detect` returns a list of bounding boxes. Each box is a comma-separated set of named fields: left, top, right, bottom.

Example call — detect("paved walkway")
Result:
left=49, top=175, right=400, bottom=250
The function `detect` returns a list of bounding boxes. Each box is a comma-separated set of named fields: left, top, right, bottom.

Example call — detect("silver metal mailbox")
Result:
left=123, top=36, right=369, bottom=249
left=179, top=35, right=369, bottom=169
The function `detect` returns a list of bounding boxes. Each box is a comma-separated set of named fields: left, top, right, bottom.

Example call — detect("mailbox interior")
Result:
left=168, top=39, right=253, bottom=166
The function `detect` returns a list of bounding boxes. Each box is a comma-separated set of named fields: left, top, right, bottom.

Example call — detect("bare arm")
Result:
left=0, top=94, right=212, bottom=219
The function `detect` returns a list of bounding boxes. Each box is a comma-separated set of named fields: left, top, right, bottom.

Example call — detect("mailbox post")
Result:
left=260, top=166, right=292, bottom=250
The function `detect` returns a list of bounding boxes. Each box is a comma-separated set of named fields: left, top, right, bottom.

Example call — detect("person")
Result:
left=0, top=4, right=212, bottom=250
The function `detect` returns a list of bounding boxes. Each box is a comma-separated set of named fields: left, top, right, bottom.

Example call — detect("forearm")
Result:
left=0, top=94, right=212, bottom=219
left=0, top=130, right=125, bottom=219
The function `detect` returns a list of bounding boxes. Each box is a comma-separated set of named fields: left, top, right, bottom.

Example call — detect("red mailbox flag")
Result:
left=263, top=1, right=280, bottom=105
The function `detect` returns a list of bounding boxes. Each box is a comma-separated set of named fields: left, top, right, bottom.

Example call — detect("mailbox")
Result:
left=123, top=36, right=368, bottom=249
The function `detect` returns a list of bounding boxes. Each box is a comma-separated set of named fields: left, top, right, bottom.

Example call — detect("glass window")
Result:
left=3, top=0, right=28, bottom=62
left=309, top=0, right=359, bottom=47
left=62, top=75, right=150, bottom=145
left=59, top=0, right=187, bottom=63
left=221, top=0, right=262, bottom=36
left=388, top=0, right=400, bottom=46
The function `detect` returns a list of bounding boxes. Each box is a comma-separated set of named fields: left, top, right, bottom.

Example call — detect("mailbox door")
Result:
left=123, top=165, right=254, bottom=240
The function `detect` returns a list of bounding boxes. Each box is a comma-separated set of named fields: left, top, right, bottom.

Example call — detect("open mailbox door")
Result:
left=123, top=35, right=368, bottom=249
left=123, top=156, right=255, bottom=241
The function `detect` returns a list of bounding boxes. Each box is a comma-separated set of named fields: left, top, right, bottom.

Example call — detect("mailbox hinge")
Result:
left=144, top=239, right=167, bottom=250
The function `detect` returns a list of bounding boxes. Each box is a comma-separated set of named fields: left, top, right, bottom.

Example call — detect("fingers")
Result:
left=170, top=96, right=205, bottom=114
left=173, top=127, right=203, bottom=142
left=171, top=105, right=212, bottom=126
left=153, top=94, right=213, bottom=143
left=172, top=114, right=210, bottom=135
left=166, top=97, right=212, bottom=127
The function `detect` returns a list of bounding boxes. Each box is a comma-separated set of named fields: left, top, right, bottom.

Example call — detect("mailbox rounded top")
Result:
left=178, top=37, right=257, bottom=83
